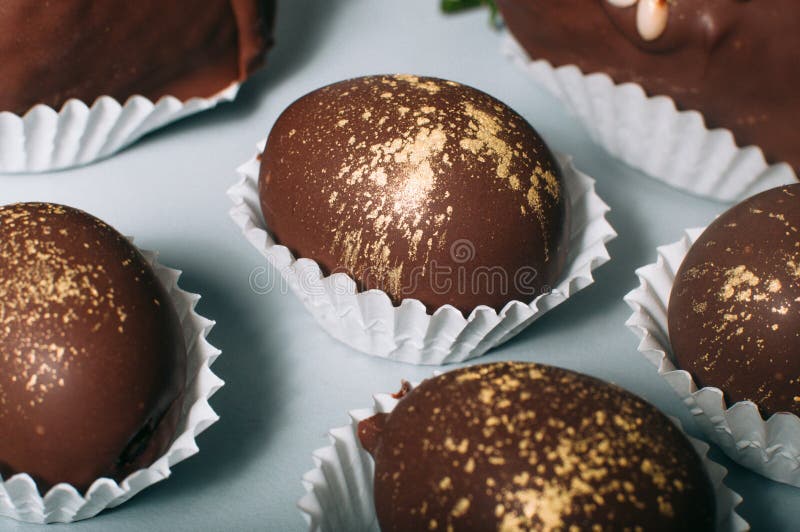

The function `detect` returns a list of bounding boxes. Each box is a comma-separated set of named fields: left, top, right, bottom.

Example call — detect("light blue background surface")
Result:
left=1, top=1, right=797, bottom=530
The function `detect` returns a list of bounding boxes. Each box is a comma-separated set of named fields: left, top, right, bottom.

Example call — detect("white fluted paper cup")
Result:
left=502, top=33, right=797, bottom=203
left=0, top=247, right=223, bottom=523
left=228, top=141, right=616, bottom=365
left=298, top=379, right=748, bottom=532
left=0, top=83, right=239, bottom=173
left=624, top=229, right=800, bottom=486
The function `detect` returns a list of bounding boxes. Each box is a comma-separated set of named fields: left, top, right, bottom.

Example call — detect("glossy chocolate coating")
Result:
left=0, top=0, right=276, bottom=114
left=497, top=0, right=800, bottom=172
left=669, top=185, right=800, bottom=417
left=259, top=75, right=570, bottom=313
left=358, top=361, right=716, bottom=531
left=0, top=203, right=186, bottom=492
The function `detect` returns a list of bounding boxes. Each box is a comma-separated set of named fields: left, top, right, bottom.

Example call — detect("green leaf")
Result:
left=441, top=0, right=501, bottom=27
left=441, top=0, right=484, bottom=13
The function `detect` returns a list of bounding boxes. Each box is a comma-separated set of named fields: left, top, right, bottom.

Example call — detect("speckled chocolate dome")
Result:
left=258, top=74, right=570, bottom=313
left=358, top=361, right=716, bottom=531
left=0, top=203, right=186, bottom=492
left=669, top=184, right=800, bottom=417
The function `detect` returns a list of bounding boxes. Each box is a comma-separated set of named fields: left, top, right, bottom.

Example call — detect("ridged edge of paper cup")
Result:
left=297, top=380, right=748, bottom=532
left=0, top=247, right=224, bottom=523
left=502, top=33, right=797, bottom=203
left=0, top=83, right=239, bottom=174
left=228, top=141, right=616, bottom=365
left=624, top=228, right=800, bottom=486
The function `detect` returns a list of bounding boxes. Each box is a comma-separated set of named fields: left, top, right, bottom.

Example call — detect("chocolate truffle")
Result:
left=497, top=0, right=800, bottom=172
left=259, top=75, right=570, bottom=313
left=0, top=0, right=276, bottom=114
left=0, top=203, right=186, bottom=492
left=358, top=361, right=716, bottom=531
left=669, top=184, right=800, bottom=417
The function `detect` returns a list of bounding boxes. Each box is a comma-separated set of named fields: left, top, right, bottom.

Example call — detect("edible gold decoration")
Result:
left=362, top=362, right=715, bottom=530
left=670, top=185, right=800, bottom=416
left=261, top=75, right=565, bottom=306
left=0, top=204, right=138, bottom=416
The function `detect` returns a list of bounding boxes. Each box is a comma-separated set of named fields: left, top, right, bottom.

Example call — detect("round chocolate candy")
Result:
left=259, top=74, right=569, bottom=313
left=0, top=203, right=186, bottom=492
left=669, top=184, right=800, bottom=417
left=358, top=361, right=716, bottom=531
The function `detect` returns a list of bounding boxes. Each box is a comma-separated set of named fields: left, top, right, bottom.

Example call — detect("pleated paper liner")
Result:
left=625, top=229, right=800, bottom=486
left=0, top=247, right=223, bottom=523
left=298, top=379, right=748, bottom=532
left=0, top=83, right=239, bottom=173
left=502, top=33, right=797, bottom=203
left=228, top=141, right=616, bottom=365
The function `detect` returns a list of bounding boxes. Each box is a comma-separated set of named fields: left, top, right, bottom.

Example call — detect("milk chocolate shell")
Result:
left=0, top=0, right=275, bottom=114
left=669, top=184, right=800, bottom=417
left=358, top=361, right=717, bottom=531
left=0, top=203, right=187, bottom=492
left=259, top=74, right=569, bottom=313
left=497, top=0, right=800, bottom=171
